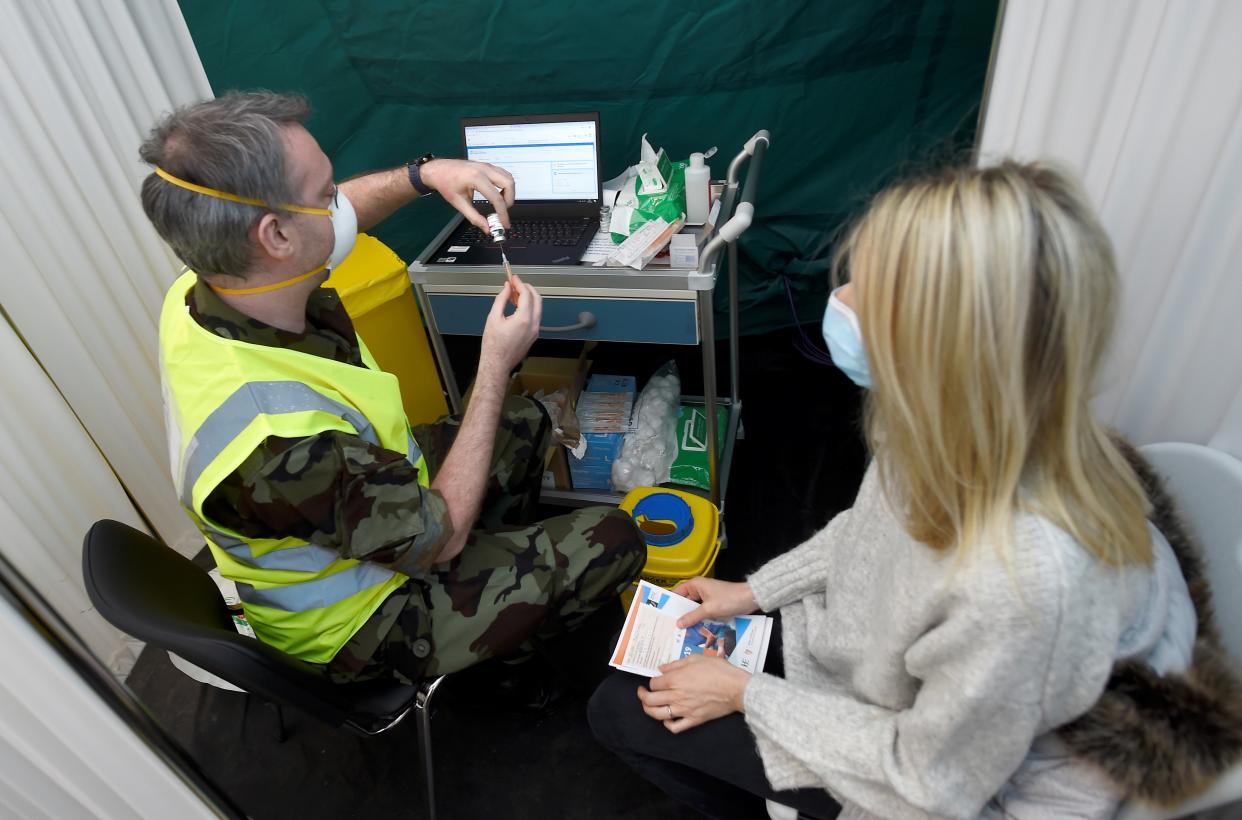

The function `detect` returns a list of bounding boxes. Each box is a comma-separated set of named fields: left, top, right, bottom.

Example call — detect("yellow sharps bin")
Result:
left=618, top=486, right=721, bottom=611
left=324, top=234, right=448, bottom=426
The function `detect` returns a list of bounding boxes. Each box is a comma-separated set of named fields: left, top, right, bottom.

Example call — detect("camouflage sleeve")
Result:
left=202, top=430, right=451, bottom=575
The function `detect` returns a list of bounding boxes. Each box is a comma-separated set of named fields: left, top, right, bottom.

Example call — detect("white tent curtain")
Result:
left=978, top=0, right=1242, bottom=460
left=0, top=0, right=212, bottom=673
left=0, top=0, right=212, bottom=558
left=0, top=313, right=147, bottom=677
left=0, top=592, right=217, bottom=819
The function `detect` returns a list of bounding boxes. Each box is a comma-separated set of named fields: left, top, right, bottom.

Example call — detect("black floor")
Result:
left=126, top=324, right=868, bottom=820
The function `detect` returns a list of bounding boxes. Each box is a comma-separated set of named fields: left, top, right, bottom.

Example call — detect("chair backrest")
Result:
left=82, top=519, right=412, bottom=728
left=1140, top=443, right=1242, bottom=666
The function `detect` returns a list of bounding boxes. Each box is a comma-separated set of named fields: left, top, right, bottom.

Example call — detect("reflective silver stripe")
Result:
left=180, top=381, right=379, bottom=507
left=407, top=431, right=423, bottom=466
left=232, top=544, right=340, bottom=574
left=220, top=539, right=338, bottom=573
left=235, top=562, right=395, bottom=611
left=198, top=523, right=339, bottom=573
left=203, top=527, right=247, bottom=552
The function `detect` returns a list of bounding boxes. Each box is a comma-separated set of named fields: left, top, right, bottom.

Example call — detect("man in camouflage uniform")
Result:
left=141, top=91, right=644, bottom=689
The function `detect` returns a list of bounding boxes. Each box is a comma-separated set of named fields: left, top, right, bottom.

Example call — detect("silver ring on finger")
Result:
left=666, top=705, right=674, bottom=720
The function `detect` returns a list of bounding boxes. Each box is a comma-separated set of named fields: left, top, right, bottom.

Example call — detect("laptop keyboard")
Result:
left=458, top=217, right=594, bottom=247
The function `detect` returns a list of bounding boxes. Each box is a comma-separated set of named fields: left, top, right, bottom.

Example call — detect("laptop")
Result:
left=428, top=112, right=602, bottom=266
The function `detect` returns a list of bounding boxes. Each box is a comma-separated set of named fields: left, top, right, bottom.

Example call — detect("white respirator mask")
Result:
left=324, top=188, right=358, bottom=271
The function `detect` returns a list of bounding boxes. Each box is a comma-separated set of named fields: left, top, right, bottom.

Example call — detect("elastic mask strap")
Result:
left=209, top=265, right=327, bottom=296
left=153, top=167, right=330, bottom=216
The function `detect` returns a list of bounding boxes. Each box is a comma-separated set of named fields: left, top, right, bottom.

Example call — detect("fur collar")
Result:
left=1056, top=439, right=1242, bottom=806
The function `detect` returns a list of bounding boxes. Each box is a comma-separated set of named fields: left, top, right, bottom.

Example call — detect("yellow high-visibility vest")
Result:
left=159, top=271, right=429, bottom=663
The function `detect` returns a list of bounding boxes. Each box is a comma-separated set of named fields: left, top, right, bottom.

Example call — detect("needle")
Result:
left=487, top=213, right=519, bottom=307
left=499, top=243, right=519, bottom=307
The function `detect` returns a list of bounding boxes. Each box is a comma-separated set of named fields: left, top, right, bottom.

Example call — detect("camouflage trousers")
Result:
left=327, top=395, right=646, bottom=684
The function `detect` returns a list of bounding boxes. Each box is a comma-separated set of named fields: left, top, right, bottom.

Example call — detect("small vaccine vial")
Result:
left=486, top=213, right=506, bottom=243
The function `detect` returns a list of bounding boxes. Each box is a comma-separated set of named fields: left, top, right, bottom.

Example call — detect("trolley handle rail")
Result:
left=694, top=129, right=769, bottom=507
left=698, top=130, right=769, bottom=275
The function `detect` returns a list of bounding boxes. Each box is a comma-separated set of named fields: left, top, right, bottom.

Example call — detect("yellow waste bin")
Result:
left=618, top=486, right=721, bottom=611
left=324, top=234, right=449, bottom=426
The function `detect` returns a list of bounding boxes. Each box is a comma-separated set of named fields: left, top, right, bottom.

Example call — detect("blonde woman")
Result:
left=588, top=163, right=1227, bottom=819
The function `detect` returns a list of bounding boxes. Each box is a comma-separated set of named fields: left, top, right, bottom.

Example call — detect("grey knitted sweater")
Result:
left=743, top=464, right=1195, bottom=820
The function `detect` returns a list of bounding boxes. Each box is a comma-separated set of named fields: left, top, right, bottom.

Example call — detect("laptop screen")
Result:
left=464, top=118, right=599, bottom=203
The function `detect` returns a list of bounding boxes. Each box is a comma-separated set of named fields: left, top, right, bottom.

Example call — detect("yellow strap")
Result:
left=154, top=166, right=330, bottom=216
left=209, top=265, right=326, bottom=295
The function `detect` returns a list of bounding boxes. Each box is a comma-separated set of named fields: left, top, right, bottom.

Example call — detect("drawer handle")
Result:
left=540, top=311, right=597, bottom=333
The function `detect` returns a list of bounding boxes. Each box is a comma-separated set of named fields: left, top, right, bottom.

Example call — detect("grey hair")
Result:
left=138, top=90, right=311, bottom=278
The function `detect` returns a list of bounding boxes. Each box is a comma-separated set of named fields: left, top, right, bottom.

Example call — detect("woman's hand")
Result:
left=636, top=655, right=750, bottom=733
left=672, top=577, right=758, bottom=628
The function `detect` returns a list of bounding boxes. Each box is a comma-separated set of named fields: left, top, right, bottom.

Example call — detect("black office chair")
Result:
left=82, top=519, right=447, bottom=820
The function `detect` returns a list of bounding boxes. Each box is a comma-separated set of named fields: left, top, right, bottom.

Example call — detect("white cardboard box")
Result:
left=669, top=233, right=699, bottom=268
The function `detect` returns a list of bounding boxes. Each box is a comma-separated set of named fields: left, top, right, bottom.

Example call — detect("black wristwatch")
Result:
left=406, top=153, right=436, bottom=196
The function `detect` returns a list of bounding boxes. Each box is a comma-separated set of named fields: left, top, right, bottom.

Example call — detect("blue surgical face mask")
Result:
left=822, top=287, right=871, bottom=388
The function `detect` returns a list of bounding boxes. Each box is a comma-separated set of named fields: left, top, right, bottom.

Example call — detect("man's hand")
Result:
left=421, top=159, right=516, bottom=231
left=672, top=578, right=759, bottom=629
left=428, top=278, right=539, bottom=564
left=637, top=655, right=750, bottom=733
left=479, top=276, right=542, bottom=377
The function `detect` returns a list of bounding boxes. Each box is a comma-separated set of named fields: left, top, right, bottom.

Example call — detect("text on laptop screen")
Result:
left=465, top=120, right=598, bottom=202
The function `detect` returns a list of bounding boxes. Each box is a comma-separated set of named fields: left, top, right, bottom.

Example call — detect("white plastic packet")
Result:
left=611, top=361, right=681, bottom=491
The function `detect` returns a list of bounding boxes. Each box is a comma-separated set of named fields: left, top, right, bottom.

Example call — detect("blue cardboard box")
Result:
left=569, top=375, right=636, bottom=490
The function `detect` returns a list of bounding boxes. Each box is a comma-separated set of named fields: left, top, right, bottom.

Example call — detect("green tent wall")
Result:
left=178, top=0, right=997, bottom=335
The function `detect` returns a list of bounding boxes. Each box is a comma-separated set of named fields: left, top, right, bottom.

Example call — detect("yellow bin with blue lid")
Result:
left=619, top=486, right=721, bottom=610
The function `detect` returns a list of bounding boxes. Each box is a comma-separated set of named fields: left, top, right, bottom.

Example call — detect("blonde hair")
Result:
left=837, top=161, right=1151, bottom=565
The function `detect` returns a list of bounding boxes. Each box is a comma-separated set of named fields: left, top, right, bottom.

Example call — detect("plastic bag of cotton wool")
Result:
left=612, top=361, right=681, bottom=491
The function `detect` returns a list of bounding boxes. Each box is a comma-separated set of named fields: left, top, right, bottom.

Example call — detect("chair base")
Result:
left=343, top=675, right=446, bottom=820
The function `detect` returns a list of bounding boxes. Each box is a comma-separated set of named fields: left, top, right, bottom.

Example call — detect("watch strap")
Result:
left=406, top=153, right=436, bottom=196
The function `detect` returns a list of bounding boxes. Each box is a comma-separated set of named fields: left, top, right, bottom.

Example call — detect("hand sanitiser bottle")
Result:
left=684, top=152, right=711, bottom=225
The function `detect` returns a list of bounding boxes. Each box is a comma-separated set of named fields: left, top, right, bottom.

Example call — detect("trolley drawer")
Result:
left=427, top=294, right=699, bottom=345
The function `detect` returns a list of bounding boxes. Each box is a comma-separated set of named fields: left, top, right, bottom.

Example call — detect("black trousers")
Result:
left=587, top=619, right=841, bottom=820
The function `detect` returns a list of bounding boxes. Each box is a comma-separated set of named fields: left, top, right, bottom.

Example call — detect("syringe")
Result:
left=487, top=213, right=519, bottom=306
